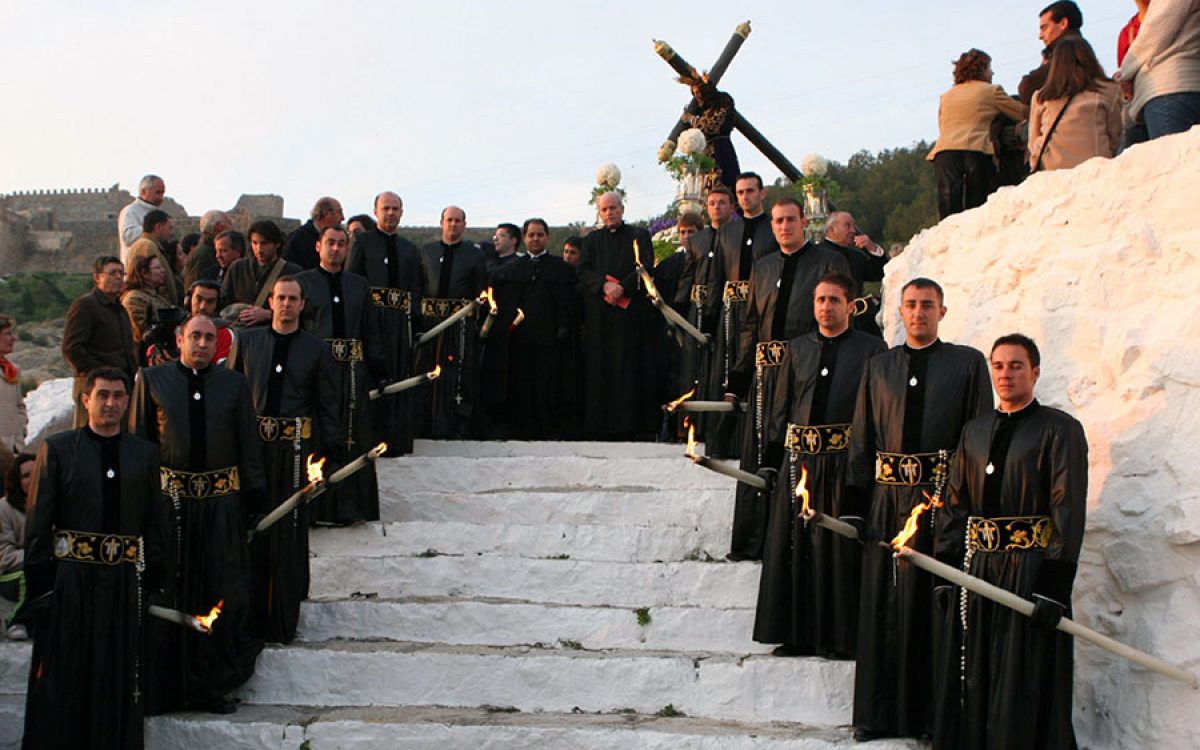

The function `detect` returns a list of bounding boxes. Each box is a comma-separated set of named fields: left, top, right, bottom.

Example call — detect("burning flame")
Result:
left=666, top=387, right=697, bottom=412
left=640, top=267, right=661, bottom=303
left=429, top=365, right=442, bottom=379
left=375, top=442, right=388, bottom=455
left=196, top=599, right=224, bottom=631
left=482, top=287, right=498, bottom=314
left=513, top=308, right=525, bottom=327
left=684, top=417, right=698, bottom=458
left=794, top=464, right=811, bottom=515
left=890, top=490, right=943, bottom=550
left=306, top=454, right=326, bottom=484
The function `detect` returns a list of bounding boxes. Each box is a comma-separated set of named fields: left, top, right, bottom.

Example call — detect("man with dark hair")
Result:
left=486, top=218, right=580, bottom=439
left=415, top=206, right=488, bottom=439
left=131, top=315, right=266, bottom=714
left=200, top=229, right=246, bottom=286
left=22, top=367, right=168, bottom=746
left=231, top=277, right=341, bottom=643
left=63, top=256, right=139, bottom=427
left=1019, top=1, right=1085, bottom=104
left=725, top=198, right=850, bottom=561
left=755, top=271, right=885, bottom=657
left=127, top=209, right=181, bottom=304
left=176, top=280, right=234, bottom=365
left=296, top=225, right=385, bottom=524
left=926, top=333, right=1087, bottom=748
left=734, top=172, right=776, bottom=258
left=222, top=220, right=302, bottom=328
left=347, top=191, right=422, bottom=456
left=562, top=236, right=583, bottom=268
left=847, top=277, right=992, bottom=742
left=491, top=223, right=524, bottom=271
left=819, top=211, right=888, bottom=337
left=284, top=197, right=344, bottom=270
left=119, top=174, right=166, bottom=263
left=346, top=214, right=376, bottom=236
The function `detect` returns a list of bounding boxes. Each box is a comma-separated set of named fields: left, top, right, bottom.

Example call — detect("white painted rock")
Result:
left=881, top=127, right=1200, bottom=750
left=22, top=376, right=73, bottom=449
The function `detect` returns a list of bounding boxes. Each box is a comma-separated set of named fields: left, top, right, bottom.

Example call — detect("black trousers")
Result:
left=934, top=150, right=997, bottom=219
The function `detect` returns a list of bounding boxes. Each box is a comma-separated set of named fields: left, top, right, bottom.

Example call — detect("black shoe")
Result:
left=771, top=643, right=815, bottom=657
left=853, top=728, right=897, bottom=743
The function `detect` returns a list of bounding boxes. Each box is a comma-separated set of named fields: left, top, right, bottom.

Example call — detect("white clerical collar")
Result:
left=528, top=250, right=547, bottom=259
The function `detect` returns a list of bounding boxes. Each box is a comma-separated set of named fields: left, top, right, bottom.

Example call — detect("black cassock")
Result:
left=707, top=213, right=777, bottom=458
left=577, top=223, right=660, bottom=437
left=754, top=328, right=885, bottom=655
left=282, top=220, right=321, bottom=271
left=487, top=251, right=579, bottom=439
left=296, top=267, right=384, bottom=523
left=846, top=340, right=992, bottom=737
left=931, top=401, right=1086, bottom=750
left=130, top=362, right=266, bottom=713
left=22, top=428, right=167, bottom=749
left=653, top=248, right=688, bottom=439
left=414, top=240, right=488, bottom=439
left=232, top=327, right=341, bottom=644
left=348, top=229, right=422, bottom=456
left=726, top=243, right=850, bottom=560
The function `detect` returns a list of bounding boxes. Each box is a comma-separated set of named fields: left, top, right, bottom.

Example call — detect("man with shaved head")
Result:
left=415, top=205, right=488, bottom=438
left=131, top=314, right=266, bottom=714
left=347, top=192, right=422, bottom=455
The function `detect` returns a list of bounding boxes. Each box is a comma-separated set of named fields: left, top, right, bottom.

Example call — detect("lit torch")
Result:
left=148, top=598, right=224, bottom=634
left=194, top=599, right=224, bottom=633
left=636, top=263, right=709, bottom=346
left=684, top=418, right=768, bottom=489
left=665, top=387, right=697, bottom=412
left=369, top=365, right=442, bottom=400
left=890, top=490, right=942, bottom=551
left=415, top=294, right=484, bottom=347
left=796, top=464, right=811, bottom=516
left=250, top=443, right=388, bottom=539
left=796, top=467, right=862, bottom=540
left=478, top=287, right=501, bottom=340
left=510, top=308, right=525, bottom=331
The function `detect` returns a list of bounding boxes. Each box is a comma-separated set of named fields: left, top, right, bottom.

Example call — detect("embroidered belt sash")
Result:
left=53, top=530, right=141, bottom=566
left=160, top=466, right=241, bottom=498
left=256, top=416, right=312, bottom=442
left=325, top=338, right=364, bottom=362
left=875, top=450, right=954, bottom=486
left=690, top=285, right=709, bottom=306
left=755, top=340, right=787, bottom=367
left=785, top=422, right=851, bottom=454
left=968, top=515, right=1054, bottom=553
left=723, top=280, right=750, bottom=303
left=420, top=297, right=474, bottom=318
left=369, top=287, right=412, bottom=312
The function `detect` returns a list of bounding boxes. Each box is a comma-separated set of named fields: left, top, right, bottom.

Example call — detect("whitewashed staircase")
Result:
left=0, top=441, right=924, bottom=748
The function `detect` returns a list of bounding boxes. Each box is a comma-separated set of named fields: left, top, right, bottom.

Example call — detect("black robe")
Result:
left=22, top=428, right=168, bottom=749
left=930, top=402, right=1086, bottom=750
left=846, top=340, right=992, bottom=737
left=576, top=223, right=661, bottom=437
left=282, top=220, right=321, bottom=271
left=231, top=327, right=341, bottom=644
left=727, top=243, right=850, bottom=560
left=414, top=240, right=488, bottom=439
left=130, top=362, right=266, bottom=713
left=487, top=251, right=579, bottom=439
left=707, top=214, right=776, bottom=457
left=347, top=229, right=422, bottom=455
left=295, top=267, right=384, bottom=523
left=754, top=328, right=886, bottom=654
left=653, top=248, right=688, bottom=440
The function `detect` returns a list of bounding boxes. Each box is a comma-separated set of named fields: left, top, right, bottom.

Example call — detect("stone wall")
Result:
left=880, top=129, right=1200, bottom=750
left=2, top=185, right=187, bottom=225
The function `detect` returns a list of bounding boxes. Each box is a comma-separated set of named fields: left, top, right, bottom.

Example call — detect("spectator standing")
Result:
left=1019, top=2, right=1086, bottom=104
left=1029, top=36, right=1123, bottom=172
left=127, top=210, right=182, bottom=304
left=0, top=316, right=25, bottom=478
left=62, top=257, right=139, bottom=427
left=283, top=197, right=344, bottom=270
left=117, top=175, right=166, bottom=264
left=120, top=255, right=178, bottom=353
left=1118, top=0, right=1200, bottom=141
left=184, top=210, right=234, bottom=288
left=0, top=453, right=33, bottom=640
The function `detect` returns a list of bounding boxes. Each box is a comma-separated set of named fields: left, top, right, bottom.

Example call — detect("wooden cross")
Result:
left=653, top=22, right=802, bottom=183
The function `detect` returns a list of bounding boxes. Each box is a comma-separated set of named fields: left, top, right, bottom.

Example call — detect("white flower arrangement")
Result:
left=801, top=153, right=829, bottom=177
left=595, top=163, right=622, bottom=189
left=677, top=128, right=708, bottom=156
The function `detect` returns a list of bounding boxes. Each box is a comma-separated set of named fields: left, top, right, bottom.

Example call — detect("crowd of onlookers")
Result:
left=929, top=0, right=1200, bottom=218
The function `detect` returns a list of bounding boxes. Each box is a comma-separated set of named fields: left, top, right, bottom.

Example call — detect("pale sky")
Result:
left=0, top=1, right=1134, bottom=226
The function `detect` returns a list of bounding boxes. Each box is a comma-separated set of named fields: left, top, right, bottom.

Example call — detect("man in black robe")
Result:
left=487, top=218, right=579, bottom=439
left=577, top=192, right=660, bottom=439
left=283, top=197, right=344, bottom=271
left=925, top=333, right=1086, bottom=749
left=654, top=213, right=702, bottom=441
left=414, top=206, right=488, bottom=439
left=846, top=277, right=992, bottom=742
left=222, top=220, right=302, bottom=328
left=817, top=211, right=889, bottom=338
left=755, top=272, right=886, bottom=657
left=131, top=315, right=266, bottom=714
left=675, top=187, right=739, bottom=444
left=347, top=192, right=421, bottom=456
left=724, top=198, right=850, bottom=561
left=296, top=225, right=385, bottom=524
left=23, top=368, right=168, bottom=748
left=231, top=277, right=341, bottom=644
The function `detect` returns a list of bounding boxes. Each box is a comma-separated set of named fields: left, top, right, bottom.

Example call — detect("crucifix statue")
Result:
left=653, top=22, right=803, bottom=191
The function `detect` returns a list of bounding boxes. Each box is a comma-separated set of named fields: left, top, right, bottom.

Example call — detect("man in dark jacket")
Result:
left=283, top=197, right=344, bottom=270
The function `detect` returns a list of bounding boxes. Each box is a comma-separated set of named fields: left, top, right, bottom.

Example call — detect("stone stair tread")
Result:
left=410, top=439, right=694, bottom=459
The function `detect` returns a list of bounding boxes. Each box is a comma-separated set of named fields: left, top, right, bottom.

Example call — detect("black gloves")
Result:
left=1031, top=595, right=1066, bottom=630
left=837, top=515, right=866, bottom=537
left=754, top=466, right=778, bottom=494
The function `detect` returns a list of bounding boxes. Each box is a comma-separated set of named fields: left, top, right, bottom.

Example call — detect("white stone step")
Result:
left=139, top=703, right=926, bottom=749
left=0, top=642, right=27, bottom=696
left=297, top=598, right=770, bottom=654
left=384, top=488, right=732, bottom=529
left=378, top=455, right=733, bottom=494
left=240, top=641, right=858, bottom=727
left=311, top=520, right=728, bottom=563
left=309, top=556, right=761, bottom=609
left=410, top=439, right=691, bottom=459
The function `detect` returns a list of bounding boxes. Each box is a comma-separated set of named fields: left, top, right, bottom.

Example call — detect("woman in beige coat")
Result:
left=1029, top=36, right=1123, bottom=172
left=120, top=254, right=177, bottom=354
left=928, top=48, right=1029, bottom=219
